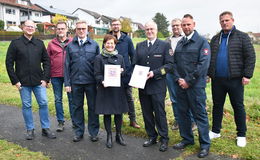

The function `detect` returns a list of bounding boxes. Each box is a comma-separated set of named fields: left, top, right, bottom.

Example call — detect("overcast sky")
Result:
left=31, top=0, right=260, bottom=38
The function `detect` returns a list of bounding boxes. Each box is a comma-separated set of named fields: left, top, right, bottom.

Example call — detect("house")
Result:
left=132, top=22, right=145, bottom=31
left=72, top=8, right=114, bottom=35
left=0, top=0, right=45, bottom=29
left=35, top=4, right=78, bottom=29
left=248, top=32, right=260, bottom=44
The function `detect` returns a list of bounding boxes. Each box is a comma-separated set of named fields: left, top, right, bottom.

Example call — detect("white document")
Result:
left=129, top=65, right=150, bottom=89
left=104, top=65, right=121, bottom=87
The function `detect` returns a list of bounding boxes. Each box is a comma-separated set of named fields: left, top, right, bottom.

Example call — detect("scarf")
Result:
left=101, top=48, right=118, bottom=57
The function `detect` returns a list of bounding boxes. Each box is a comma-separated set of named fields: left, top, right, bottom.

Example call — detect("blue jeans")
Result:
left=19, top=85, right=50, bottom=130
left=51, top=77, right=73, bottom=123
left=166, top=73, right=195, bottom=124
left=71, top=84, right=100, bottom=137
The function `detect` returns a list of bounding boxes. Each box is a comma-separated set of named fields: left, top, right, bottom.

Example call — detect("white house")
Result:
left=0, top=0, right=45, bottom=29
left=72, top=8, right=114, bottom=35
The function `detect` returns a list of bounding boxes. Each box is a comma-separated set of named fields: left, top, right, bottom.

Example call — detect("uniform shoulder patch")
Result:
left=203, top=49, right=209, bottom=55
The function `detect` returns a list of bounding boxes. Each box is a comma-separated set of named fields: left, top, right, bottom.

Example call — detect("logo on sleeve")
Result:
left=203, top=49, right=209, bottom=55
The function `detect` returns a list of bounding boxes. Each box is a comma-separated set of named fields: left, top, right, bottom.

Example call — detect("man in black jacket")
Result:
left=5, top=20, right=56, bottom=140
left=208, top=11, right=256, bottom=147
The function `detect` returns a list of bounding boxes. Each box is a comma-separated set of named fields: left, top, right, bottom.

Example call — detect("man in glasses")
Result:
left=64, top=20, right=100, bottom=142
left=6, top=20, right=56, bottom=140
left=109, top=19, right=140, bottom=129
left=47, top=21, right=73, bottom=132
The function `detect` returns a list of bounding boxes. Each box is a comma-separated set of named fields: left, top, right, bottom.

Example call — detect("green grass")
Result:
left=0, top=40, right=259, bottom=159
left=0, top=140, right=48, bottom=160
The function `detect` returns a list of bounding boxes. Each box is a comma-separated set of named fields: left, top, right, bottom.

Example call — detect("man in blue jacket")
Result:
left=64, top=20, right=100, bottom=142
left=109, top=19, right=140, bottom=129
left=172, top=14, right=211, bottom=158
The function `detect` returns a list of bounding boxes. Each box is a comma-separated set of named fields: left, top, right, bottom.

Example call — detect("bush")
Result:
left=0, top=20, right=4, bottom=30
left=133, top=29, right=145, bottom=38
left=36, top=23, right=44, bottom=33
left=157, top=31, right=164, bottom=38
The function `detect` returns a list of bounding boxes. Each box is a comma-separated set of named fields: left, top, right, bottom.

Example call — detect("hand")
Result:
left=147, top=71, right=154, bottom=79
left=121, top=68, right=124, bottom=73
left=65, top=86, right=72, bottom=92
left=102, top=81, right=108, bottom=88
left=206, top=76, right=211, bottom=83
left=178, top=78, right=189, bottom=89
left=15, top=82, right=22, bottom=90
left=40, top=80, right=47, bottom=87
left=242, top=77, right=250, bottom=85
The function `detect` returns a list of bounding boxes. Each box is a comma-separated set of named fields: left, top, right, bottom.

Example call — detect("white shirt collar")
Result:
left=78, top=36, right=87, bottom=45
left=185, top=31, right=194, bottom=40
left=147, top=38, right=156, bottom=46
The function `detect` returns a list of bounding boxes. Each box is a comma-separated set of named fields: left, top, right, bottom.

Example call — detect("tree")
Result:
left=152, top=13, right=169, bottom=37
left=0, top=20, right=4, bottom=30
left=52, top=14, right=68, bottom=24
left=134, top=29, right=146, bottom=38
left=120, top=18, right=132, bottom=33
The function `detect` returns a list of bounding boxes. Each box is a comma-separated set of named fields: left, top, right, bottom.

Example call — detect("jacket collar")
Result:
left=51, top=37, right=72, bottom=46
left=21, top=35, right=36, bottom=45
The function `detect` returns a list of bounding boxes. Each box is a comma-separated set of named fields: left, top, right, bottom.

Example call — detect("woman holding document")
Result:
left=94, top=34, right=128, bottom=148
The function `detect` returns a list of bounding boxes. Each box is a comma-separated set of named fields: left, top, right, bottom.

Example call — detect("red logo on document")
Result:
left=203, top=49, right=209, bottom=55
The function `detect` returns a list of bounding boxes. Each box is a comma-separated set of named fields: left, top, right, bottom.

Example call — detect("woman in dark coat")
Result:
left=94, top=34, right=128, bottom=148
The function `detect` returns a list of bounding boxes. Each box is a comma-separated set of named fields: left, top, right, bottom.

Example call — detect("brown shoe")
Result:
left=130, top=121, right=140, bottom=129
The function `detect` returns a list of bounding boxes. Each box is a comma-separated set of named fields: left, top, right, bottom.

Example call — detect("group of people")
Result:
left=5, top=10, right=255, bottom=158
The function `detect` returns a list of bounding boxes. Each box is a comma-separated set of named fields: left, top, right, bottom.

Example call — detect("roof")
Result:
left=73, top=8, right=101, bottom=19
left=101, top=15, right=114, bottom=23
left=35, top=4, right=78, bottom=19
left=0, top=0, right=44, bottom=12
left=252, top=33, right=260, bottom=37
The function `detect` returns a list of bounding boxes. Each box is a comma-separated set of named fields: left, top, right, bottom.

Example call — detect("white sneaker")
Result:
left=209, top=131, right=221, bottom=140
left=237, top=137, right=246, bottom=147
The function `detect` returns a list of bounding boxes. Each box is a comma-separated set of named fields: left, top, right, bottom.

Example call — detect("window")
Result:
left=7, top=21, right=16, bottom=26
left=35, top=13, right=40, bottom=17
left=5, top=8, right=16, bottom=15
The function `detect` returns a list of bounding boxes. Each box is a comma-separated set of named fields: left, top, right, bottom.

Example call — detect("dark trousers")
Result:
left=177, top=86, right=210, bottom=149
left=139, top=91, right=169, bottom=142
left=104, top=114, right=122, bottom=134
left=125, top=87, right=136, bottom=122
left=211, top=78, right=246, bottom=137
left=71, top=84, right=100, bottom=137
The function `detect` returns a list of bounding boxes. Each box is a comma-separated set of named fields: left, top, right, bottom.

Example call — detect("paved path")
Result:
left=0, top=104, right=236, bottom=160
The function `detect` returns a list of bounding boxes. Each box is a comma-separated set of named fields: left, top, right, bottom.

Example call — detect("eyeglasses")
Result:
left=112, top=24, right=121, bottom=26
left=76, top=28, right=87, bottom=30
left=57, top=28, right=66, bottom=30
left=25, top=25, right=35, bottom=29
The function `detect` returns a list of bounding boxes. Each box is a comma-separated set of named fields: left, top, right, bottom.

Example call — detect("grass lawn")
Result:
left=0, top=39, right=259, bottom=160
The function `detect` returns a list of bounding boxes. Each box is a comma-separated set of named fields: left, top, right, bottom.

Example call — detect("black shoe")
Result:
left=90, top=135, right=99, bottom=142
left=197, top=148, right=209, bottom=158
left=56, top=121, right=64, bottom=132
left=26, top=129, right=34, bottom=140
left=106, top=133, right=112, bottom=148
left=143, top=138, right=157, bottom=147
left=73, top=135, right=83, bottom=142
left=116, top=133, right=126, bottom=146
left=42, top=128, right=56, bottom=139
left=159, top=141, right=168, bottom=152
left=172, top=142, right=194, bottom=150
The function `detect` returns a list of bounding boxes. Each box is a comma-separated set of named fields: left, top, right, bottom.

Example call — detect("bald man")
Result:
left=134, top=20, right=173, bottom=152
left=6, top=20, right=56, bottom=140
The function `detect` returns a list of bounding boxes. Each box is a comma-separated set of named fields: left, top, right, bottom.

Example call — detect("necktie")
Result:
left=80, top=40, right=83, bottom=46
left=148, top=41, right=152, bottom=51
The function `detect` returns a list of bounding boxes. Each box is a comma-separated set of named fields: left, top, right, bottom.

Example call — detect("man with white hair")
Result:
left=64, top=20, right=100, bottom=142
left=134, top=20, right=173, bottom=152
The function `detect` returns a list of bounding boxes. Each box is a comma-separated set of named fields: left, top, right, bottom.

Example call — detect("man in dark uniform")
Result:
left=172, top=14, right=211, bottom=158
left=134, top=20, right=173, bottom=152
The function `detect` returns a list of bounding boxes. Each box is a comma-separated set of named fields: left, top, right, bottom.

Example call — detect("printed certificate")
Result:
left=129, top=65, right=150, bottom=89
left=104, top=65, right=121, bottom=87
